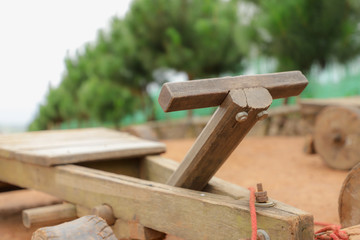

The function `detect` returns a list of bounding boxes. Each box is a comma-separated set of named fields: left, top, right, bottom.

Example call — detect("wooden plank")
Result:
left=0, top=156, right=313, bottom=240
left=300, top=96, right=360, bottom=115
left=0, top=128, right=166, bottom=166
left=159, top=71, right=307, bottom=112
left=141, top=155, right=249, bottom=199
left=166, top=88, right=272, bottom=190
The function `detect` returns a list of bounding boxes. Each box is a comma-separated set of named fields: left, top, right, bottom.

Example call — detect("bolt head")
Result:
left=257, top=111, right=269, bottom=121
left=235, top=112, right=248, bottom=122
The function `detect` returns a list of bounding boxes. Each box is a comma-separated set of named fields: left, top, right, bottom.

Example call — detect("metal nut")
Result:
left=235, top=112, right=248, bottom=122
left=255, top=183, right=268, bottom=203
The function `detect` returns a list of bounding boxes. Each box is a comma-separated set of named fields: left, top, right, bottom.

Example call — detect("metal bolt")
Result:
left=255, top=183, right=268, bottom=203
left=257, top=111, right=269, bottom=121
left=236, top=112, right=248, bottom=122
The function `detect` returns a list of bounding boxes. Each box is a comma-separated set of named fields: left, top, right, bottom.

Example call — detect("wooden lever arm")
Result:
left=158, top=71, right=307, bottom=112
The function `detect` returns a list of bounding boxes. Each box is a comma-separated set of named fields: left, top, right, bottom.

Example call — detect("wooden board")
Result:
left=300, top=96, right=360, bottom=115
left=0, top=155, right=313, bottom=240
left=158, top=71, right=307, bottom=112
left=0, top=128, right=166, bottom=166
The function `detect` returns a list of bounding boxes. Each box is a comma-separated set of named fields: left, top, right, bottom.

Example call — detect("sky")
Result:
left=0, top=0, right=132, bottom=130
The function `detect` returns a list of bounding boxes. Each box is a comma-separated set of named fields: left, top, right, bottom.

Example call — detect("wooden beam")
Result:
left=166, top=88, right=272, bottom=190
left=159, top=71, right=307, bottom=112
left=0, top=156, right=313, bottom=240
left=22, top=203, right=77, bottom=228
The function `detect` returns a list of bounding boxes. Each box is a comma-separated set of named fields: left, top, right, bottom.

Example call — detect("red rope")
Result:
left=247, top=187, right=349, bottom=240
left=248, top=187, right=257, bottom=240
left=314, top=222, right=348, bottom=240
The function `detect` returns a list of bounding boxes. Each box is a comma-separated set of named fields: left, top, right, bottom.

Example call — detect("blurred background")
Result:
left=1, top=0, right=360, bottom=134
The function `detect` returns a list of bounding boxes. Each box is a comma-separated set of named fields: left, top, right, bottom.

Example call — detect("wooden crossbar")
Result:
left=159, top=71, right=307, bottom=112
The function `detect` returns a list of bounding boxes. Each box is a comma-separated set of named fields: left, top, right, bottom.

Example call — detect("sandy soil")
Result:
left=0, top=136, right=349, bottom=239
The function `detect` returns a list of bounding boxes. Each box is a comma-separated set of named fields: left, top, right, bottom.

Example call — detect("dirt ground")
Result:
left=0, top=136, right=349, bottom=239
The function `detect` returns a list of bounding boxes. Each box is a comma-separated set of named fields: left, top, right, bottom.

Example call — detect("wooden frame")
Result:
left=0, top=155, right=313, bottom=239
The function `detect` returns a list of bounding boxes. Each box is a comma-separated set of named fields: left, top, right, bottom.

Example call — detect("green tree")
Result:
left=251, top=0, right=360, bottom=73
left=78, top=78, right=139, bottom=128
left=29, top=0, right=248, bottom=130
left=125, top=0, right=247, bottom=80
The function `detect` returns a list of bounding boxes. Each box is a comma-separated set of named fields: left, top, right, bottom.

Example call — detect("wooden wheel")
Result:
left=339, top=163, right=360, bottom=227
left=314, top=106, right=360, bottom=170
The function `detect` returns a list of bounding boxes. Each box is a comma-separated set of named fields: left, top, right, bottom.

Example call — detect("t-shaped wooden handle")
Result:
left=159, top=71, right=307, bottom=112
left=159, top=71, right=308, bottom=191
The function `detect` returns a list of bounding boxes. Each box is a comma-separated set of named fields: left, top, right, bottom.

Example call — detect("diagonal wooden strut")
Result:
left=167, top=87, right=272, bottom=190
left=159, top=71, right=308, bottom=191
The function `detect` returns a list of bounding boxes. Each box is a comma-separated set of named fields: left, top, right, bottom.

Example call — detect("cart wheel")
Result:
left=314, top=106, right=360, bottom=170
left=339, top=163, right=360, bottom=227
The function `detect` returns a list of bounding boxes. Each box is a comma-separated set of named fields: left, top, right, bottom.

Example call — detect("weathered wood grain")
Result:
left=91, top=204, right=116, bottom=226
left=314, top=106, right=360, bottom=170
left=159, top=71, right=307, bottom=112
left=113, top=218, right=166, bottom=240
left=343, top=224, right=360, bottom=240
left=0, top=156, right=313, bottom=240
left=0, top=128, right=165, bottom=166
left=166, top=88, right=272, bottom=190
left=22, top=203, right=77, bottom=228
left=339, top=163, right=360, bottom=228
left=31, top=215, right=117, bottom=240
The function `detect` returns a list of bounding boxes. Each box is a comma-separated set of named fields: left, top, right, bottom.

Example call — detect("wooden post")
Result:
left=167, top=88, right=272, bottom=190
left=31, top=215, right=117, bottom=240
left=22, top=203, right=77, bottom=228
left=91, top=204, right=116, bottom=226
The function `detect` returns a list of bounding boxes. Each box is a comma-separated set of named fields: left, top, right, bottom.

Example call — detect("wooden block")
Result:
left=166, top=87, right=272, bottom=190
left=159, top=71, right=307, bottom=112
left=0, top=156, right=313, bottom=240
left=31, top=215, right=117, bottom=240
left=0, top=128, right=165, bottom=166
left=22, top=203, right=77, bottom=228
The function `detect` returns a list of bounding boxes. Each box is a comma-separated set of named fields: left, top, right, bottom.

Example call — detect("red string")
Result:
left=314, top=222, right=348, bottom=240
left=248, top=187, right=257, bottom=240
left=247, top=188, right=349, bottom=240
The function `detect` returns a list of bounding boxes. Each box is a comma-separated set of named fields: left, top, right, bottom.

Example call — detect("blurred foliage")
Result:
left=29, top=0, right=360, bottom=131
left=125, top=0, right=246, bottom=80
left=250, top=0, right=360, bottom=73
left=29, top=0, right=246, bottom=130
